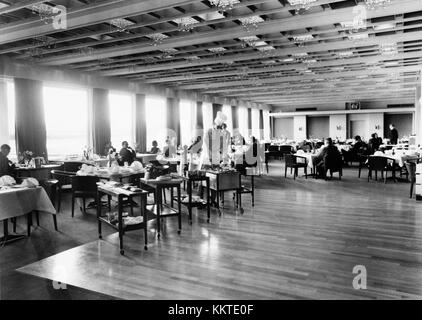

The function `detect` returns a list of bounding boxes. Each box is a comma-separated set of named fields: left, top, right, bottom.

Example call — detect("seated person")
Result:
left=149, top=140, right=160, bottom=154
left=368, top=133, right=383, bottom=154
left=118, top=141, right=136, bottom=165
left=163, top=139, right=176, bottom=158
left=315, top=138, right=342, bottom=178
left=0, top=144, right=15, bottom=177
left=342, top=135, right=368, bottom=164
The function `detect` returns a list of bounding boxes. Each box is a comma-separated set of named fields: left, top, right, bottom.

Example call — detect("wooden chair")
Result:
left=284, top=154, right=307, bottom=180
left=70, top=175, right=100, bottom=217
left=323, top=154, right=343, bottom=180
left=51, top=170, right=76, bottom=212
left=367, top=156, right=396, bottom=183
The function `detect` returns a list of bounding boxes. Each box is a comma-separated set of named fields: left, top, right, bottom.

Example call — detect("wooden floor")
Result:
left=6, top=162, right=422, bottom=299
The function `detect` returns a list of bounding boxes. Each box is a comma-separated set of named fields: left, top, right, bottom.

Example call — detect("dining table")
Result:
left=0, top=186, right=56, bottom=244
left=14, top=164, right=62, bottom=181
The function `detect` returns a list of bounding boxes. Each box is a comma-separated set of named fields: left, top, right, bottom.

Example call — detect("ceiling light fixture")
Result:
left=110, top=18, right=133, bottom=33
left=364, top=0, right=392, bottom=10
left=239, top=16, right=264, bottom=32
left=174, top=17, right=199, bottom=32
left=148, top=33, right=169, bottom=46
left=287, top=0, right=318, bottom=14
left=208, top=0, right=240, bottom=12
left=379, top=43, right=398, bottom=56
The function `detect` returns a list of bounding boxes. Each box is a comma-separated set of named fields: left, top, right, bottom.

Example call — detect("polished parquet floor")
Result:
left=2, top=161, right=422, bottom=300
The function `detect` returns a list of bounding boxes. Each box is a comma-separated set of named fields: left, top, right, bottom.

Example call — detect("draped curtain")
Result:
left=14, top=78, right=48, bottom=159
left=259, top=109, right=264, bottom=140
left=92, top=88, right=111, bottom=156
left=231, top=106, right=239, bottom=134
left=135, top=94, right=147, bottom=152
left=167, top=97, right=180, bottom=146
left=196, top=101, right=203, bottom=130
left=247, top=108, right=252, bottom=137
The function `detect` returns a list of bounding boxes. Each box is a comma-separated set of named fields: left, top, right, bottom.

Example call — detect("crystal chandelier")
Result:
left=287, top=0, right=318, bottom=14
left=110, top=18, right=133, bottom=33
left=208, top=0, right=240, bottom=12
left=239, top=16, right=264, bottom=32
left=159, top=48, right=178, bottom=60
left=175, top=17, right=198, bottom=32
left=239, top=36, right=258, bottom=48
left=257, top=46, right=276, bottom=58
left=379, top=43, right=398, bottom=56
left=292, top=34, right=314, bottom=47
left=31, top=4, right=59, bottom=24
left=364, top=0, right=392, bottom=10
left=148, top=33, right=169, bottom=46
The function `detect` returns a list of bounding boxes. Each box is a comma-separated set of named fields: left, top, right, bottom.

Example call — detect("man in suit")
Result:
left=119, top=141, right=136, bottom=165
left=389, top=124, right=399, bottom=145
left=0, top=144, right=15, bottom=177
left=315, top=138, right=342, bottom=178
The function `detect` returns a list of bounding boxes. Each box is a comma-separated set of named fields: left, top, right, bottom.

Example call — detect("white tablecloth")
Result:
left=295, top=151, right=318, bottom=169
left=373, top=151, right=419, bottom=167
left=0, top=186, right=56, bottom=221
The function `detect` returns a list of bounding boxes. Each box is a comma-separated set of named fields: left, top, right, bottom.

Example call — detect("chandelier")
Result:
left=292, top=34, right=314, bottom=47
left=208, top=0, right=239, bottom=12
left=175, top=17, right=198, bottom=32
left=110, top=18, right=133, bottom=33
left=148, top=33, right=169, bottom=46
left=159, top=48, right=178, bottom=60
left=364, top=0, right=392, bottom=10
left=32, top=36, right=56, bottom=49
left=379, top=43, right=398, bottom=56
left=257, top=46, right=276, bottom=58
left=31, top=4, right=59, bottom=24
left=239, top=16, right=264, bottom=32
left=287, top=0, right=318, bottom=14
left=239, top=36, right=258, bottom=48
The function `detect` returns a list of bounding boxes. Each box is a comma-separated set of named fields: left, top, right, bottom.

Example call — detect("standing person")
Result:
left=0, top=144, right=15, bottom=177
left=163, top=139, right=176, bottom=158
left=389, top=124, right=399, bottom=145
left=119, top=141, right=136, bottom=165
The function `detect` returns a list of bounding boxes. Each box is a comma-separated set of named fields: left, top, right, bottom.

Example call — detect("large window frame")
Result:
left=43, top=84, right=90, bottom=160
left=145, top=95, right=167, bottom=151
left=109, top=91, right=135, bottom=150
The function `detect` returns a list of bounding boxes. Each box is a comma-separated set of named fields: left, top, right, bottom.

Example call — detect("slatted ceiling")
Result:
left=0, top=1, right=421, bottom=108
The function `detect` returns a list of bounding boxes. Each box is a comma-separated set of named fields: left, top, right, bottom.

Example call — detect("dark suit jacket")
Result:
left=0, top=153, right=13, bottom=177
left=119, top=147, right=136, bottom=165
left=390, top=129, right=398, bottom=144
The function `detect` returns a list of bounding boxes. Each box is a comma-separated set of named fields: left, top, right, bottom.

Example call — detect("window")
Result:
left=222, top=104, right=233, bottom=134
left=238, top=106, right=248, bottom=139
left=145, top=96, right=167, bottom=150
left=179, top=99, right=196, bottom=147
left=0, top=80, right=16, bottom=160
left=202, top=102, right=213, bottom=130
left=43, top=86, right=89, bottom=159
left=109, top=92, right=134, bottom=149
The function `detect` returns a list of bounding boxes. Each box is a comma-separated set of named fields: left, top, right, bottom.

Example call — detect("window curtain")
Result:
left=259, top=109, right=264, bottom=140
left=231, top=106, right=239, bottom=133
left=0, top=80, right=8, bottom=146
left=247, top=108, right=252, bottom=137
left=196, top=101, right=203, bottom=130
left=167, top=97, right=180, bottom=146
left=92, top=88, right=111, bottom=156
left=14, top=78, right=48, bottom=159
left=135, top=94, right=147, bottom=153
